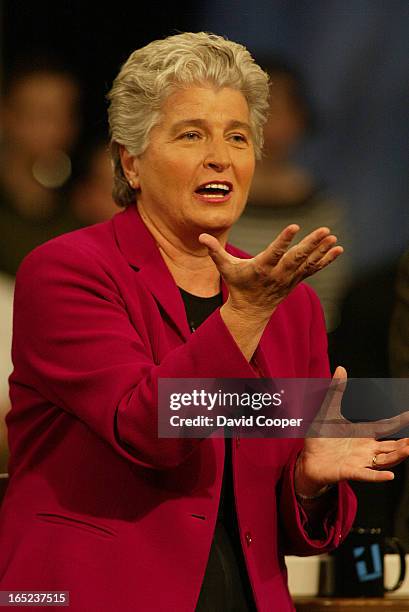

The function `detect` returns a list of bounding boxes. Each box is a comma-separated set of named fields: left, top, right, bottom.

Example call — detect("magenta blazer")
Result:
left=0, top=206, right=356, bottom=611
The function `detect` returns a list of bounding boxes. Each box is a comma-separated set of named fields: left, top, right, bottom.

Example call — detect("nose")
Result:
left=203, top=139, right=231, bottom=172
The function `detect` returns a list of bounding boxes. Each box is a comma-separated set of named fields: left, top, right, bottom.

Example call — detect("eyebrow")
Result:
left=169, top=118, right=252, bottom=135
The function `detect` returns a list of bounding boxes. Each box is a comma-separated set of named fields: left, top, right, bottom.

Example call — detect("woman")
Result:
left=1, top=32, right=408, bottom=612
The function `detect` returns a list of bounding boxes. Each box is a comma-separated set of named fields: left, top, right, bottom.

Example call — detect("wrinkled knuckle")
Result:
left=294, top=251, right=306, bottom=264
left=281, top=258, right=295, bottom=272
left=303, top=261, right=317, bottom=275
left=253, top=262, right=269, bottom=280
left=270, top=247, right=284, bottom=260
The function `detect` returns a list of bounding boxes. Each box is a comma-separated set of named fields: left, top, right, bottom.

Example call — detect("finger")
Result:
left=343, top=467, right=395, bottom=482
left=261, top=224, right=300, bottom=267
left=303, top=245, right=344, bottom=278
left=304, top=367, right=348, bottom=436
left=301, top=234, right=339, bottom=267
left=374, top=440, right=405, bottom=455
left=376, top=438, right=409, bottom=453
left=333, top=366, right=348, bottom=389
left=372, top=445, right=409, bottom=469
left=297, top=247, right=344, bottom=282
left=319, top=366, right=348, bottom=420
left=371, top=410, right=409, bottom=438
left=198, top=232, right=222, bottom=252
left=198, top=233, right=233, bottom=274
left=280, top=227, right=332, bottom=271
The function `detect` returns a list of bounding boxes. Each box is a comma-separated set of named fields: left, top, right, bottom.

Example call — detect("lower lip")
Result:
left=193, top=192, right=232, bottom=203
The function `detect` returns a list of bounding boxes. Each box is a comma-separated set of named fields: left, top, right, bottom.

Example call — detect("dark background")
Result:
left=2, top=1, right=199, bottom=143
left=2, top=0, right=409, bottom=271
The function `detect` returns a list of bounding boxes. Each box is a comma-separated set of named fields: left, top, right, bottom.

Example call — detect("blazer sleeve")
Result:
left=277, top=285, right=357, bottom=554
left=11, top=240, right=258, bottom=471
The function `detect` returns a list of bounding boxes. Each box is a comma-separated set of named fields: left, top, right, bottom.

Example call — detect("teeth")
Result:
left=203, top=183, right=230, bottom=191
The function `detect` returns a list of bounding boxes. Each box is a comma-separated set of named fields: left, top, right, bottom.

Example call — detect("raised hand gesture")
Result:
left=200, top=225, right=342, bottom=360
left=295, top=366, right=409, bottom=497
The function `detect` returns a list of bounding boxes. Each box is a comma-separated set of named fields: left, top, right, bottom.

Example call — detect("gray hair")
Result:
left=107, top=32, right=270, bottom=206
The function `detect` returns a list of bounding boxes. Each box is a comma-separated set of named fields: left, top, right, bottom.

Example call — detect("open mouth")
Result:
left=194, top=181, right=233, bottom=200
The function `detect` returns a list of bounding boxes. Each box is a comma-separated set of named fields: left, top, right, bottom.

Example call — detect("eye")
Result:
left=180, top=131, right=201, bottom=141
left=229, top=133, right=248, bottom=145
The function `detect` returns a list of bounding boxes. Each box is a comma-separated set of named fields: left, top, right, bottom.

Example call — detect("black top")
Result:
left=179, top=287, right=223, bottom=333
left=179, top=288, right=256, bottom=611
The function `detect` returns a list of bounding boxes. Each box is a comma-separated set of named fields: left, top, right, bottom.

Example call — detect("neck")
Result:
left=138, top=203, right=222, bottom=297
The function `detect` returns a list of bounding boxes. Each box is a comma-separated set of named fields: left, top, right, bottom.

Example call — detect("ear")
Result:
left=119, top=145, right=140, bottom=189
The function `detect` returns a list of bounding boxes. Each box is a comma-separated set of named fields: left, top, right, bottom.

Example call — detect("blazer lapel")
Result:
left=112, top=205, right=191, bottom=341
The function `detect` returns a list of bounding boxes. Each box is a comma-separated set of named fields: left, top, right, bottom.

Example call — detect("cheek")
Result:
left=239, top=159, right=255, bottom=188
left=149, top=155, right=191, bottom=188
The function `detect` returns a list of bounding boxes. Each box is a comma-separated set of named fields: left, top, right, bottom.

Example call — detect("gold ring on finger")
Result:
left=372, top=455, right=378, bottom=468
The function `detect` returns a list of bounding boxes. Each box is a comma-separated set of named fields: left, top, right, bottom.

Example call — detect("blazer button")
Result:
left=245, top=531, right=252, bottom=547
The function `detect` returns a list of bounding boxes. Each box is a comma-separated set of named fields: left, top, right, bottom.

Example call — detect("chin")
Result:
left=197, top=219, right=234, bottom=237
left=196, top=207, right=241, bottom=232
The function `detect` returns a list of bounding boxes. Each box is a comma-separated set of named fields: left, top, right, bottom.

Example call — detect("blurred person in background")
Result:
left=0, top=57, right=83, bottom=475
left=0, top=56, right=82, bottom=278
left=229, top=57, right=351, bottom=333
left=70, top=137, right=118, bottom=225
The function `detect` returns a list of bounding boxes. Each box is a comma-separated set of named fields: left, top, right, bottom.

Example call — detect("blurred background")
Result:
left=2, top=0, right=407, bottom=269
left=0, top=0, right=408, bottom=546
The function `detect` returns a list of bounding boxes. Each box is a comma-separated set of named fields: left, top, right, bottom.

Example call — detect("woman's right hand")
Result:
left=199, top=225, right=343, bottom=360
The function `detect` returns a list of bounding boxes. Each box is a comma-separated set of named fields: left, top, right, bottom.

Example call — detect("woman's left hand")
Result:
left=295, top=366, right=409, bottom=496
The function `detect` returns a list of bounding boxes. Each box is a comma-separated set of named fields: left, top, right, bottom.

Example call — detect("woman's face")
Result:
left=124, top=85, right=255, bottom=243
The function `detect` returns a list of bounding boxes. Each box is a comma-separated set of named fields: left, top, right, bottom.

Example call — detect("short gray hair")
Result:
left=107, top=32, right=269, bottom=206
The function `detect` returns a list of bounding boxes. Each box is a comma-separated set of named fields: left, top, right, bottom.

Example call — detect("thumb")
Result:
left=333, top=366, right=348, bottom=389
left=325, top=365, right=348, bottom=418
left=315, top=366, right=348, bottom=422
left=198, top=233, right=231, bottom=273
